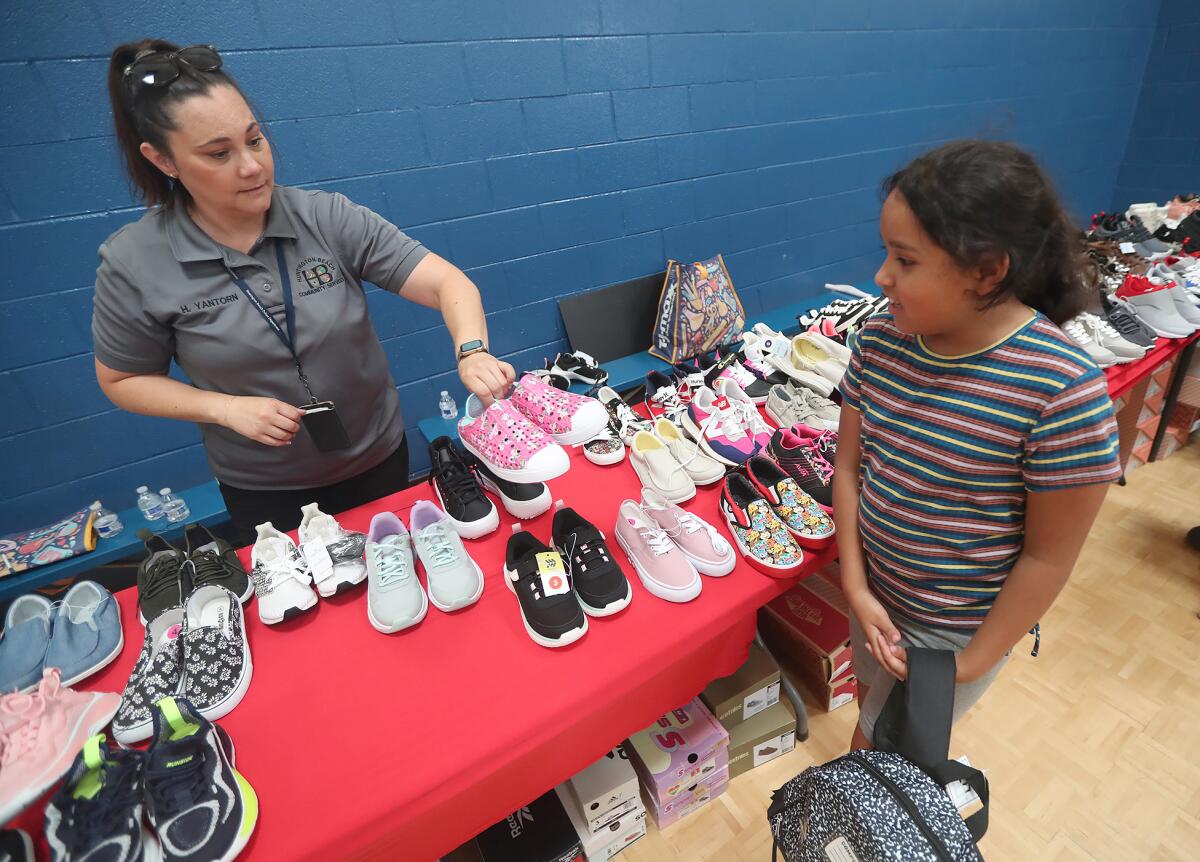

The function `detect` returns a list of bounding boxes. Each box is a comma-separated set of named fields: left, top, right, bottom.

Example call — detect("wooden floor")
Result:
left=623, top=444, right=1200, bottom=862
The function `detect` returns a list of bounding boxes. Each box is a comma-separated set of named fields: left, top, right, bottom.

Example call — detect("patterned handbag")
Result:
left=649, top=254, right=745, bottom=363
left=767, top=650, right=989, bottom=861
left=0, top=508, right=98, bottom=576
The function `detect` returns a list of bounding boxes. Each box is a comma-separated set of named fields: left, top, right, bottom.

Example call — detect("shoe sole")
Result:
left=459, top=435, right=568, bottom=484
left=614, top=529, right=702, bottom=603
left=367, top=581, right=429, bottom=634
left=314, top=566, right=368, bottom=598
left=678, top=546, right=737, bottom=577
left=259, top=590, right=319, bottom=625
left=433, top=478, right=501, bottom=539
left=583, top=445, right=627, bottom=466
left=502, top=565, right=589, bottom=647
left=478, top=473, right=553, bottom=520
left=58, top=625, right=125, bottom=689
left=426, top=556, right=486, bottom=613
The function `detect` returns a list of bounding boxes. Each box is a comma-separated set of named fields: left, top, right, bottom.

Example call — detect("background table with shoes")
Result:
left=11, top=447, right=835, bottom=862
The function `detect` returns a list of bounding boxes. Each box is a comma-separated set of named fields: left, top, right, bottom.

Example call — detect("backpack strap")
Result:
left=927, top=758, right=990, bottom=843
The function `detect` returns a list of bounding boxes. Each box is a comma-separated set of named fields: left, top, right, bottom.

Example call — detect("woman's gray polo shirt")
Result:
left=92, top=186, right=428, bottom=491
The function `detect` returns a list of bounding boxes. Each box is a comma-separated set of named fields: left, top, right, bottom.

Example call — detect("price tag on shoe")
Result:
left=301, top=541, right=334, bottom=586
left=535, top=551, right=570, bottom=596
left=1119, top=242, right=1136, bottom=254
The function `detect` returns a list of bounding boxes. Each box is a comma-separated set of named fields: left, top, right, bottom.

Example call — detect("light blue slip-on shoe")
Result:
left=0, top=594, right=53, bottom=693
left=44, top=581, right=124, bottom=688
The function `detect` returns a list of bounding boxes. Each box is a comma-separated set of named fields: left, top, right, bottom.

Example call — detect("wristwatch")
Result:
left=457, top=339, right=489, bottom=362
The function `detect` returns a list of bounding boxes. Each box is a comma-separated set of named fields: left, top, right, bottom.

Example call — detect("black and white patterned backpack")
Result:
left=768, top=649, right=989, bottom=862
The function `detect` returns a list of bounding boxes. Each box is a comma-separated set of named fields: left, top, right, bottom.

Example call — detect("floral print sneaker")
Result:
left=113, top=607, right=185, bottom=746
left=458, top=393, right=570, bottom=484
left=719, top=473, right=805, bottom=577
left=509, top=373, right=609, bottom=445
left=181, top=585, right=253, bottom=723
left=743, top=456, right=835, bottom=548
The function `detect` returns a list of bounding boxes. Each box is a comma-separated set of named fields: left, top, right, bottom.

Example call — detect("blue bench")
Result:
left=417, top=288, right=876, bottom=446
left=0, top=482, right=229, bottom=604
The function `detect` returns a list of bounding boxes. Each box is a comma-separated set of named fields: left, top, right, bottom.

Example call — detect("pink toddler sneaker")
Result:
left=457, top=394, right=569, bottom=484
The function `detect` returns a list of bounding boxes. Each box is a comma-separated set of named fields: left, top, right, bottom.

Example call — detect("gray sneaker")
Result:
left=365, top=512, right=427, bottom=633
left=409, top=500, right=485, bottom=612
left=766, top=383, right=841, bottom=431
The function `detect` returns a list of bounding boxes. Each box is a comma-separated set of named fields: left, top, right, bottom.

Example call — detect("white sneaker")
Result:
left=1063, top=316, right=1120, bottom=367
left=629, top=430, right=696, bottom=503
left=744, top=327, right=834, bottom=396
left=790, top=332, right=850, bottom=386
left=651, top=418, right=725, bottom=486
left=712, top=377, right=774, bottom=450
left=249, top=523, right=318, bottom=625
left=297, top=503, right=368, bottom=597
left=1079, top=313, right=1145, bottom=362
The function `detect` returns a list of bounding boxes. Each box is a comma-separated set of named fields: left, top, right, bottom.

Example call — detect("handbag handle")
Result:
left=873, top=648, right=990, bottom=843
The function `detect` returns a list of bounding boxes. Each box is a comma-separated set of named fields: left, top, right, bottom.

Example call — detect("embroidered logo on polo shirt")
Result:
left=295, top=256, right=346, bottom=296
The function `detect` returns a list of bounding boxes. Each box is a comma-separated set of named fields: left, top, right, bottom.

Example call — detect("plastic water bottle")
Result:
left=89, top=501, right=123, bottom=538
left=136, top=486, right=165, bottom=521
left=159, top=488, right=190, bottom=524
left=439, top=390, right=458, bottom=420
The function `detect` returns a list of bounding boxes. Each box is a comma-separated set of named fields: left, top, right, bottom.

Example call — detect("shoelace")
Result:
left=142, top=554, right=182, bottom=603
left=419, top=525, right=458, bottom=568
left=372, top=544, right=410, bottom=587
left=650, top=387, right=688, bottom=424
left=639, top=525, right=675, bottom=557
left=727, top=397, right=768, bottom=437
left=0, top=713, right=41, bottom=766
left=189, top=550, right=232, bottom=589
left=145, top=742, right=206, bottom=813
left=582, top=422, right=621, bottom=450
left=672, top=512, right=732, bottom=555
left=700, top=402, right=749, bottom=443
left=433, top=459, right=487, bottom=508
left=721, top=361, right=757, bottom=389
left=565, top=531, right=610, bottom=575
left=75, top=757, right=143, bottom=840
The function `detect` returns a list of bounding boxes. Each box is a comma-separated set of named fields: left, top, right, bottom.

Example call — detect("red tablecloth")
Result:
left=1104, top=332, right=1199, bottom=400
left=13, top=446, right=834, bottom=861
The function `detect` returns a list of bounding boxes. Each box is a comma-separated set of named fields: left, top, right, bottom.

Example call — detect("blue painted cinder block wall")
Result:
left=0, top=0, right=1158, bottom=530
left=1114, top=0, right=1200, bottom=208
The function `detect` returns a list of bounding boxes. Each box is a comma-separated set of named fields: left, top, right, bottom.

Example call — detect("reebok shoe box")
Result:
left=643, top=764, right=729, bottom=830
left=624, top=698, right=729, bottom=805
left=724, top=698, right=797, bottom=779
left=476, top=790, right=583, bottom=862
left=554, top=785, right=647, bottom=861
left=565, top=747, right=640, bottom=832
left=701, top=641, right=782, bottom=729
left=758, top=565, right=858, bottom=712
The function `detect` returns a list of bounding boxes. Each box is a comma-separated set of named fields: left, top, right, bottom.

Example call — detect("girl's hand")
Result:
left=221, top=396, right=304, bottom=446
left=459, top=353, right=516, bottom=405
left=848, top=587, right=908, bottom=680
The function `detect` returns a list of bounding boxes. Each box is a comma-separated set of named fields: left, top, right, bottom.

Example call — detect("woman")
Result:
left=95, top=40, right=514, bottom=543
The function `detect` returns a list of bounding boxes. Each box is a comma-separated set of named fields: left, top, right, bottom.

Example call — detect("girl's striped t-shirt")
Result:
left=840, top=312, right=1121, bottom=629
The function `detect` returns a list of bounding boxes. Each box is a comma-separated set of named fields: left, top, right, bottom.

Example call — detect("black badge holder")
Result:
left=230, top=243, right=350, bottom=452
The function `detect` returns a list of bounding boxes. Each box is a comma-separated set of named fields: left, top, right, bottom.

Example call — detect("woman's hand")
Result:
left=459, top=353, right=516, bottom=404
left=848, top=587, right=908, bottom=681
left=220, top=396, right=304, bottom=446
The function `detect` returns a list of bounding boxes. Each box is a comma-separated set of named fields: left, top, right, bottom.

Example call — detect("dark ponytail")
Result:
left=107, top=39, right=248, bottom=208
left=882, top=140, right=1091, bottom=325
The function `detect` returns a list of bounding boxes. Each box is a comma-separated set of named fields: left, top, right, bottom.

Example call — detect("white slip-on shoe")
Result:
left=628, top=430, right=696, bottom=503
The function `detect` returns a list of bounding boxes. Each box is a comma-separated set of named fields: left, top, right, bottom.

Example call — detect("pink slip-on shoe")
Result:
left=457, top=393, right=570, bottom=484
left=509, top=373, right=609, bottom=445
left=0, top=668, right=120, bottom=823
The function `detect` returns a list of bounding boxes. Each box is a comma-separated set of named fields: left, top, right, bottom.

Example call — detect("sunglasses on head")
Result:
left=124, top=45, right=222, bottom=89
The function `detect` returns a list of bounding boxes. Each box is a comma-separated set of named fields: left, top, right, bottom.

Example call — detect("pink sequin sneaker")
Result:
left=457, top=394, right=570, bottom=484
left=509, top=373, right=610, bottom=445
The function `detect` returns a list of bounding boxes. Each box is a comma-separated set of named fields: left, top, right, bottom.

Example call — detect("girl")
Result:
left=834, top=140, right=1122, bottom=749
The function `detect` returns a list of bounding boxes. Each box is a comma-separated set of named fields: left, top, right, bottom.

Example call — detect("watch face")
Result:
left=459, top=340, right=484, bottom=353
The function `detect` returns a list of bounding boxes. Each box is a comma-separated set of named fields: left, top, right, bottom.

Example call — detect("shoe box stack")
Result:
left=475, top=790, right=583, bottom=862
left=701, top=642, right=797, bottom=779
left=553, top=746, right=647, bottom=860
left=758, top=565, right=858, bottom=712
left=624, top=698, right=729, bottom=830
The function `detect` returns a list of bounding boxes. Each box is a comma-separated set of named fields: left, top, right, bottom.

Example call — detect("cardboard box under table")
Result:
left=701, top=640, right=782, bottom=730
left=642, top=763, right=729, bottom=830
left=554, top=785, right=647, bottom=861
left=565, top=746, right=640, bottom=832
left=758, top=569, right=858, bottom=712
left=624, top=698, right=729, bottom=804
left=725, top=698, right=797, bottom=778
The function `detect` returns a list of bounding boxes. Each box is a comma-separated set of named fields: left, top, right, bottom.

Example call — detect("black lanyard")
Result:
left=229, top=241, right=319, bottom=403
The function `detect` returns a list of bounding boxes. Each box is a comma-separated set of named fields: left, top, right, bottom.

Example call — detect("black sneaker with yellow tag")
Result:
left=503, top=532, right=588, bottom=649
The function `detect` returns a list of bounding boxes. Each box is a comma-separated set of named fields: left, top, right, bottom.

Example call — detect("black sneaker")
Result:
left=596, top=386, right=652, bottom=444
left=184, top=524, right=252, bottom=604
left=503, top=532, right=588, bottom=648
left=44, top=736, right=154, bottom=862
left=472, top=457, right=552, bottom=520
left=551, top=508, right=631, bottom=617
left=136, top=530, right=185, bottom=625
left=428, top=436, right=499, bottom=539
left=549, top=350, right=608, bottom=386
left=766, top=429, right=833, bottom=510
left=144, top=698, right=257, bottom=862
